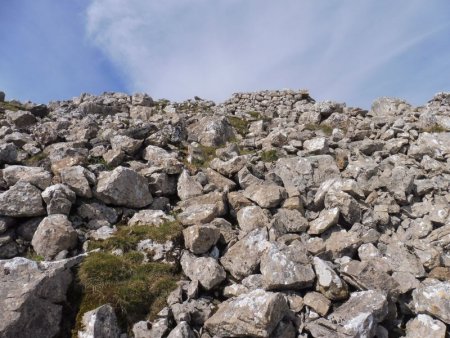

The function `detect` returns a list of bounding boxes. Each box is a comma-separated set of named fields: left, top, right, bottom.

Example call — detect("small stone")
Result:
left=303, top=292, right=331, bottom=316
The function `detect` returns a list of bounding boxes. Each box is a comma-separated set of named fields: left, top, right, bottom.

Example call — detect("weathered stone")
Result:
left=260, top=242, right=315, bottom=290
left=142, top=145, right=183, bottom=174
left=304, top=291, right=331, bottom=316
left=180, top=251, right=226, bottom=290
left=237, top=205, right=271, bottom=233
left=3, top=165, right=52, bottom=190
left=95, top=166, right=153, bottom=208
left=167, top=321, right=195, bottom=338
left=183, top=224, right=220, bottom=254
left=271, top=208, right=308, bottom=234
left=309, top=208, right=340, bottom=235
left=412, top=282, right=450, bottom=324
left=6, top=110, right=37, bottom=128
left=221, top=228, right=271, bottom=280
left=405, top=314, right=446, bottom=338
left=188, top=116, right=235, bottom=147
left=60, top=165, right=95, bottom=198
left=177, top=170, right=203, bottom=200
left=204, top=289, right=288, bottom=338
left=243, top=184, right=286, bottom=208
left=110, top=135, right=143, bottom=155
left=0, top=256, right=81, bottom=338
left=0, top=181, right=46, bottom=217
left=313, top=257, right=349, bottom=301
left=210, top=155, right=248, bottom=177
left=78, top=304, right=121, bottom=338
left=31, top=214, right=78, bottom=260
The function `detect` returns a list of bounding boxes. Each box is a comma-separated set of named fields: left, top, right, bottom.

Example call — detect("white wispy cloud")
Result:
left=86, top=0, right=450, bottom=107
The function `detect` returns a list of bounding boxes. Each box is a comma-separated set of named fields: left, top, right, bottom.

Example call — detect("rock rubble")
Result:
left=1, top=89, right=450, bottom=336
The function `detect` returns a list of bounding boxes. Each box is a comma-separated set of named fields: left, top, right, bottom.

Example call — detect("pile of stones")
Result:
left=1, top=88, right=450, bottom=337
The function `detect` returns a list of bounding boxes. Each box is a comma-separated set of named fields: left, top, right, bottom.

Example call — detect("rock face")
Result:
left=0, top=257, right=81, bottom=338
left=2, top=89, right=450, bottom=337
left=95, top=166, right=153, bottom=207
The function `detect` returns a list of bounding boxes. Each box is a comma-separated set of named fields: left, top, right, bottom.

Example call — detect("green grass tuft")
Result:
left=260, top=149, right=279, bottom=162
left=304, top=123, right=333, bottom=136
left=422, top=125, right=449, bottom=133
left=88, top=220, right=183, bottom=252
left=227, top=116, right=249, bottom=137
left=0, top=100, right=25, bottom=112
left=75, top=252, right=179, bottom=332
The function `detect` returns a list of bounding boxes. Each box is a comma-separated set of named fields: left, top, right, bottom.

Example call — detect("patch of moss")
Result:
left=87, top=156, right=114, bottom=171
left=75, top=252, right=179, bottom=333
left=0, top=100, right=25, bottom=112
left=260, top=149, right=279, bottom=162
left=88, top=220, right=183, bottom=252
left=23, top=248, right=44, bottom=262
left=24, top=152, right=48, bottom=166
left=422, top=125, right=449, bottom=133
left=304, top=123, right=333, bottom=136
left=227, top=116, right=249, bottom=137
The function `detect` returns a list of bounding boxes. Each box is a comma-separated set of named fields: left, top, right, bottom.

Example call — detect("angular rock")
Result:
left=405, top=314, right=446, bottom=338
left=412, top=282, right=450, bottom=324
left=3, top=165, right=52, bottom=190
left=31, top=214, right=78, bottom=260
left=0, top=181, right=46, bottom=217
left=243, top=184, right=286, bottom=208
left=95, top=166, right=153, bottom=208
left=0, top=256, right=80, bottom=338
left=60, top=165, right=95, bottom=198
left=78, top=304, right=121, bottom=338
left=128, top=209, right=174, bottom=226
left=221, top=228, right=271, bottom=280
left=183, top=224, right=220, bottom=254
left=260, top=242, right=315, bottom=290
left=309, top=207, right=340, bottom=235
left=237, top=205, right=271, bottom=233
left=177, top=170, right=203, bottom=200
left=313, top=257, right=349, bottom=301
left=204, top=289, right=288, bottom=338
left=180, top=251, right=226, bottom=290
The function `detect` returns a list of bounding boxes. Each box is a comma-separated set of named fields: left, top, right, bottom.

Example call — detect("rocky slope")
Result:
left=1, top=89, right=450, bottom=337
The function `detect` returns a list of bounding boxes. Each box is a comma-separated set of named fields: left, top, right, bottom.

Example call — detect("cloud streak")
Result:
left=85, top=0, right=450, bottom=107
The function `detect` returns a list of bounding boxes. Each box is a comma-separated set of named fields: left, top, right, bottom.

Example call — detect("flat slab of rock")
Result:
left=204, top=289, right=288, bottom=338
left=95, top=166, right=153, bottom=208
left=243, top=184, right=286, bottom=208
left=3, top=165, right=52, bottom=190
left=0, top=181, right=46, bottom=217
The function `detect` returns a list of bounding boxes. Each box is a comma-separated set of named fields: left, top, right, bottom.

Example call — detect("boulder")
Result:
left=3, top=165, right=52, bottom=190
left=0, top=181, right=46, bottom=217
left=78, top=304, right=121, bottom=338
left=183, top=224, right=220, bottom=254
left=31, top=214, right=78, bottom=260
left=180, top=251, right=226, bottom=290
left=204, top=289, right=288, bottom=338
left=95, top=166, right=153, bottom=208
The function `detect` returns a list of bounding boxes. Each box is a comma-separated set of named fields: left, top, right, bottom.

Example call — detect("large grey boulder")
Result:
left=0, top=181, right=46, bottom=217
left=60, top=165, right=96, bottom=198
left=3, top=165, right=52, bottom=190
left=31, top=214, right=78, bottom=260
left=243, top=184, right=286, bottom=208
left=204, top=289, right=288, bottom=338
left=6, top=110, right=37, bottom=129
left=183, top=224, right=220, bottom=254
left=0, top=256, right=81, bottom=338
left=188, top=116, right=235, bottom=147
left=95, top=166, right=153, bottom=208
left=78, top=304, right=121, bottom=338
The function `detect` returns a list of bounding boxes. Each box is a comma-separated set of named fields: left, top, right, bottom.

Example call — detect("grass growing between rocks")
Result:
left=227, top=116, right=249, bottom=136
left=75, top=251, right=180, bottom=334
left=88, top=220, right=183, bottom=252
left=74, top=219, right=184, bottom=334
left=422, top=125, right=449, bottom=133
left=304, top=123, right=333, bottom=136
left=260, top=149, right=279, bottom=162
left=24, top=152, right=48, bottom=166
left=0, top=100, right=25, bottom=112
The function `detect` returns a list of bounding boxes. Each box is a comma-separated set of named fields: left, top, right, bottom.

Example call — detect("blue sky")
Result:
left=1, top=0, right=449, bottom=108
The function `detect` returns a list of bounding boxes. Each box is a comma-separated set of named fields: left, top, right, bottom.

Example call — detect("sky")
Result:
left=1, top=0, right=450, bottom=108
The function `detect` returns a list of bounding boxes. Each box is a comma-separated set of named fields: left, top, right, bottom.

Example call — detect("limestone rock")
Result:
left=31, top=214, right=78, bottom=260
left=412, top=282, right=450, bottom=324
left=95, top=166, right=153, bottom=208
left=0, top=181, right=46, bottom=217
left=78, top=304, right=121, bottom=338
left=183, top=224, right=220, bottom=254
left=204, top=289, right=288, bottom=338
left=181, top=251, right=226, bottom=290
left=243, top=184, right=286, bottom=208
